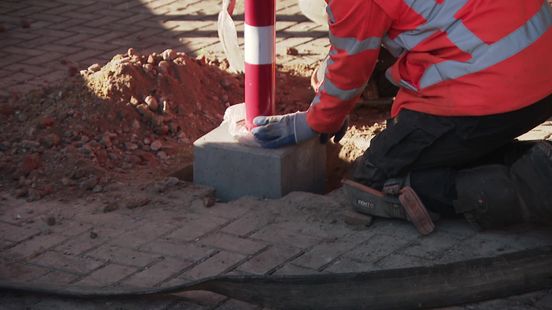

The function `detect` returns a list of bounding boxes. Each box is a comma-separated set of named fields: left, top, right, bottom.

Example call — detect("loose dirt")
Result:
left=0, top=49, right=391, bottom=202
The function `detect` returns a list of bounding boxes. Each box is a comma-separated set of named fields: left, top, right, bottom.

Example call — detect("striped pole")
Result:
left=244, top=0, right=276, bottom=129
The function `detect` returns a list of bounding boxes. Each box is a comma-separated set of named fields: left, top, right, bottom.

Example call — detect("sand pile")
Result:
left=0, top=48, right=393, bottom=201
left=0, top=49, right=246, bottom=201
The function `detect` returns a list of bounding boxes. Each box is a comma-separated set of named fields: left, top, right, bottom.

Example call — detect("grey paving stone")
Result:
left=182, top=251, right=245, bottom=280
left=237, top=245, right=301, bottom=275
left=122, top=257, right=194, bottom=288
left=199, top=232, right=267, bottom=255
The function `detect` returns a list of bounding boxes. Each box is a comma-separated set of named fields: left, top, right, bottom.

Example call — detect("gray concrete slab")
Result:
left=193, top=123, right=326, bottom=201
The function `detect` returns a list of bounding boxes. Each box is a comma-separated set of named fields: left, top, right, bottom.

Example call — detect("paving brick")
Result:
left=166, top=218, right=225, bottom=242
left=273, top=263, right=321, bottom=275
left=54, top=231, right=108, bottom=256
left=0, top=262, right=50, bottom=282
left=219, top=212, right=271, bottom=238
left=324, top=257, right=377, bottom=273
left=344, top=234, right=412, bottom=264
left=292, top=238, right=360, bottom=270
left=250, top=223, right=323, bottom=249
left=86, top=245, right=162, bottom=267
left=199, top=232, right=267, bottom=255
left=401, top=232, right=464, bottom=260
left=140, top=240, right=216, bottom=261
left=22, top=52, right=65, bottom=66
left=237, top=245, right=301, bottom=275
left=182, top=251, right=245, bottom=280
left=123, top=257, right=194, bottom=287
left=191, top=198, right=253, bottom=220
left=4, top=233, right=68, bottom=260
left=31, top=251, right=105, bottom=274
left=110, top=223, right=175, bottom=248
left=39, top=44, right=83, bottom=55
left=34, top=270, right=81, bottom=285
left=75, top=263, right=138, bottom=286
left=0, top=222, right=40, bottom=243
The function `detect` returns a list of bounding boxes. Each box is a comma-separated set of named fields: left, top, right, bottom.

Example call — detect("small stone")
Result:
left=103, top=203, right=118, bottom=213
left=220, top=78, right=233, bottom=89
left=27, top=188, right=42, bottom=202
left=19, top=154, right=41, bottom=175
left=127, top=48, right=138, bottom=57
left=143, top=63, right=154, bottom=73
left=15, top=188, right=28, bottom=198
left=129, top=96, right=139, bottom=106
left=162, top=49, right=177, bottom=61
left=100, top=134, right=112, bottom=147
left=41, top=133, right=61, bottom=148
left=131, top=119, right=141, bottom=130
left=145, top=96, right=158, bottom=111
left=39, top=116, right=55, bottom=128
left=286, top=47, right=299, bottom=56
left=126, top=197, right=150, bottom=209
left=88, top=63, right=101, bottom=72
left=16, top=112, right=27, bottom=122
left=158, top=60, right=170, bottom=75
left=147, top=54, right=156, bottom=64
left=203, top=195, right=216, bottom=208
left=150, top=140, right=162, bottom=151
left=89, top=231, right=98, bottom=239
left=79, top=176, right=98, bottom=191
left=92, top=185, right=103, bottom=193
left=157, top=151, right=168, bottom=160
left=46, top=216, right=56, bottom=226
left=125, top=142, right=138, bottom=150
left=164, top=177, right=180, bottom=187
left=143, top=137, right=151, bottom=145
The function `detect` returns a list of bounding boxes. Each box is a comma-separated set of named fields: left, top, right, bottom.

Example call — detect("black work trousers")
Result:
left=352, top=94, right=552, bottom=217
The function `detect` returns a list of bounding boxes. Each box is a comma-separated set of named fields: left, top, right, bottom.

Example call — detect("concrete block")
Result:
left=193, top=123, right=326, bottom=201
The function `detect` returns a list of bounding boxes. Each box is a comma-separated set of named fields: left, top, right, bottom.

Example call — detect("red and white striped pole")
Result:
left=244, top=0, right=276, bottom=130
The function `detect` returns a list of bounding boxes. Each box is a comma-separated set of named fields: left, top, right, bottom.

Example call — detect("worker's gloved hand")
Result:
left=320, top=116, right=349, bottom=144
left=252, top=112, right=318, bottom=148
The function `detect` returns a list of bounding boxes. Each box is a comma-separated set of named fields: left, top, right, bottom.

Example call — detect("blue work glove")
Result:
left=252, top=112, right=318, bottom=148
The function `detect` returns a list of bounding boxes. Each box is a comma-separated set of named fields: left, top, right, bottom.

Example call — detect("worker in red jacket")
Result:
left=253, top=0, right=552, bottom=234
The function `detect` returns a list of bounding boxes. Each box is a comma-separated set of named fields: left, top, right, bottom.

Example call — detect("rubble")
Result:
left=0, top=48, right=390, bottom=201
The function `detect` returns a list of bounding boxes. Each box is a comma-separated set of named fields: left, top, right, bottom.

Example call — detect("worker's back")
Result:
left=374, top=0, right=552, bottom=117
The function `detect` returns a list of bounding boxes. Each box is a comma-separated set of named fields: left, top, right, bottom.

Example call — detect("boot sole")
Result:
left=342, top=180, right=435, bottom=235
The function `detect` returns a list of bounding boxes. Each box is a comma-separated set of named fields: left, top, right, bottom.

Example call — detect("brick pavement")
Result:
left=0, top=0, right=327, bottom=98
left=1, top=0, right=552, bottom=309
left=1, top=182, right=552, bottom=309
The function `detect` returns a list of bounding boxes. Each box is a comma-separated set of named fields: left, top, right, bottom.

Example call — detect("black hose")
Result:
left=2, top=246, right=552, bottom=309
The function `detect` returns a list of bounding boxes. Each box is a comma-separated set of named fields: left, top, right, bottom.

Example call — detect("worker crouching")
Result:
left=253, top=0, right=552, bottom=234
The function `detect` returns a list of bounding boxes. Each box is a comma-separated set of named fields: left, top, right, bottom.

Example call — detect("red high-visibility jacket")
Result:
left=307, top=0, right=552, bottom=133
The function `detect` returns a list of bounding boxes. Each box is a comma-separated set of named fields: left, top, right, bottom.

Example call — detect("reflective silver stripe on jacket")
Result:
left=329, top=32, right=381, bottom=55
left=389, top=0, right=552, bottom=90
left=420, top=3, right=552, bottom=88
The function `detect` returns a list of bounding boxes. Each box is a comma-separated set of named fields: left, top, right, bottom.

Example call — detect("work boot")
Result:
left=454, top=141, right=552, bottom=229
left=342, top=179, right=436, bottom=235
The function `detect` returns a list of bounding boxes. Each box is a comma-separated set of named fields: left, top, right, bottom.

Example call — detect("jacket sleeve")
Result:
left=306, top=0, right=392, bottom=133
